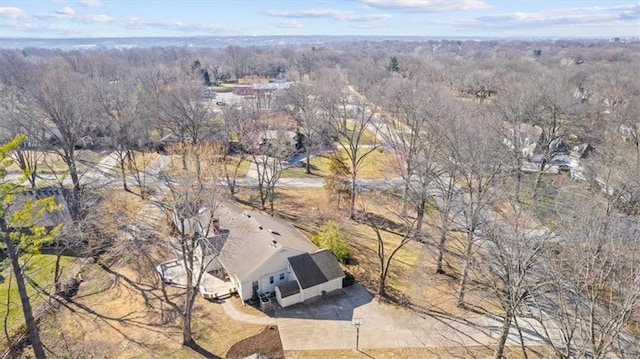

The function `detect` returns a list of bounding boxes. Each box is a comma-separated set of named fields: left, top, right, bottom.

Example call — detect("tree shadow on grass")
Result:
left=187, top=341, right=222, bottom=359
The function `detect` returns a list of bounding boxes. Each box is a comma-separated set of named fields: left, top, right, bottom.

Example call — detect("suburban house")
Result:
left=503, top=122, right=579, bottom=172
left=503, top=123, right=544, bottom=160
left=160, top=202, right=344, bottom=307
left=213, top=204, right=344, bottom=308
left=255, top=129, right=302, bottom=154
left=8, top=186, right=72, bottom=231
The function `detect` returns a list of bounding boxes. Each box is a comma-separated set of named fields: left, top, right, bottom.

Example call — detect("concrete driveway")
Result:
left=274, top=284, right=550, bottom=351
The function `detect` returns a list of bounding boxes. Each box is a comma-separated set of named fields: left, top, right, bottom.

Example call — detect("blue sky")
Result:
left=0, top=0, right=638, bottom=38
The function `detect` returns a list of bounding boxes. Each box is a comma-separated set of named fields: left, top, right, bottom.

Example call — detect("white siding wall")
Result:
left=275, top=286, right=301, bottom=308
left=300, top=277, right=344, bottom=302
left=238, top=248, right=305, bottom=300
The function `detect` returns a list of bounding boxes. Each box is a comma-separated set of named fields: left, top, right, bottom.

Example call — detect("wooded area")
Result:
left=0, top=39, right=639, bottom=358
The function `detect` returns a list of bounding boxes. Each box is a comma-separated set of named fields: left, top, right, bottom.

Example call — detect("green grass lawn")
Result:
left=163, top=154, right=250, bottom=178
left=224, top=155, right=250, bottom=178
left=282, top=149, right=397, bottom=179
left=338, top=127, right=379, bottom=146
left=0, top=254, right=74, bottom=347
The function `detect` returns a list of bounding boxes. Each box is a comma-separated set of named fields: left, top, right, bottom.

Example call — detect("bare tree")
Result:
left=19, top=60, right=97, bottom=216
left=222, top=46, right=253, bottom=81
left=95, top=72, right=149, bottom=195
left=155, top=78, right=214, bottom=146
left=493, top=78, right=534, bottom=203
left=220, top=104, right=252, bottom=195
left=479, top=207, right=549, bottom=359
left=428, top=167, right=461, bottom=275
left=356, top=192, right=416, bottom=298
left=523, top=71, right=575, bottom=198
left=441, top=105, right=506, bottom=307
left=281, top=81, right=327, bottom=175
left=532, top=194, right=640, bottom=359
left=251, top=123, right=290, bottom=214
left=160, top=143, right=225, bottom=347
left=0, top=54, right=43, bottom=188
left=320, top=87, right=380, bottom=219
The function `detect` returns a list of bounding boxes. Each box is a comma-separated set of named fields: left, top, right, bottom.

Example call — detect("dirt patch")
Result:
left=225, top=325, right=283, bottom=359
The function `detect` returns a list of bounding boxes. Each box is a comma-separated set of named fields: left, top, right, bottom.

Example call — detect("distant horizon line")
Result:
left=2, top=34, right=637, bottom=40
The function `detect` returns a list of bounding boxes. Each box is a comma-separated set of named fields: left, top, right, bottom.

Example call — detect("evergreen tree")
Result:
left=387, top=56, right=400, bottom=73
left=1, top=135, right=60, bottom=359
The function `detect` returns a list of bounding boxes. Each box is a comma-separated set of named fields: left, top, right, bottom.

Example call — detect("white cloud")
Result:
left=430, top=4, right=640, bottom=30
left=56, top=6, right=76, bottom=16
left=274, top=20, right=303, bottom=29
left=0, top=6, right=26, bottom=19
left=265, top=8, right=390, bottom=22
left=123, top=17, right=229, bottom=33
left=80, top=14, right=113, bottom=23
left=360, top=0, right=489, bottom=12
left=79, top=0, right=102, bottom=7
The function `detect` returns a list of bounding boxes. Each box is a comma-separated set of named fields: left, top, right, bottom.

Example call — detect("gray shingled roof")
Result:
left=310, top=249, right=344, bottom=282
left=277, top=281, right=300, bottom=298
left=216, top=204, right=318, bottom=281
left=288, top=249, right=344, bottom=290
left=8, top=187, right=72, bottom=228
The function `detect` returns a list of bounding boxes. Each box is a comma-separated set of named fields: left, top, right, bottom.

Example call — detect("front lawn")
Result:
left=0, top=254, right=75, bottom=350
left=281, top=149, right=397, bottom=179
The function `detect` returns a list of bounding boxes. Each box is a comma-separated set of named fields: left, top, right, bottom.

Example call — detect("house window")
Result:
left=269, top=276, right=274, bottom=284
left=279, top=273, right=285, bottom=281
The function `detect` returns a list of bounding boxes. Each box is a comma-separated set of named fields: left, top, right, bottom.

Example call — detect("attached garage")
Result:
left=275, top=249, right=345, bottom=308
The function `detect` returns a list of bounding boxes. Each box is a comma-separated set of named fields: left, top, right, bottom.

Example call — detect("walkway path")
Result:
left=219, top=299, right=277, bottom=326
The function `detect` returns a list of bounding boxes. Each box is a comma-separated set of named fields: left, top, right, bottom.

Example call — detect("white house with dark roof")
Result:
left=276, top=250, right=344, bottom=307
left=214, top=204, right=344, bottom=307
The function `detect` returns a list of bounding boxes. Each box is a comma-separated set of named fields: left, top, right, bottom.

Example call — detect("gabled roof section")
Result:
left=277, top=281, right=301, bottom=298
left=217, top=203, right=318, bottom=281
left=288, top=249, right=344, bottom=290
left=9, top=186, right=71, bottom=228
left=310, top=249, right=344, bottom=282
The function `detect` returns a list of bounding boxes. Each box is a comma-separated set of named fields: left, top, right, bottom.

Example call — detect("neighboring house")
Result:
left=571, top=143, right=594, bottom=159
left=213, top=204, right=344, bottom=308
left=8, top=186, right=72, bottom=230
left=256, top=130, right=301, bottom=154
left=503, top=122, right=573, bottom=167
left=503, top=123, right=544, bottom=160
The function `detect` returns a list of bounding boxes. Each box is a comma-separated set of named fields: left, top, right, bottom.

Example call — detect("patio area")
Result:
left=156, top=259, right=236, bottom=299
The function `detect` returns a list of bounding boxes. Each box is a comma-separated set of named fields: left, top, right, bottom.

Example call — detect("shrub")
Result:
left=312, top=221, right=351, bottom=264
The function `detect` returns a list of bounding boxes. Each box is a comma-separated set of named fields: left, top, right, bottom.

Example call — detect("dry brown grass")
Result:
left=6, top=150, right=110, bottom=175
left=28, top=240, right=263, bottom=359
left=285, top=345, right=551, bottom=358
